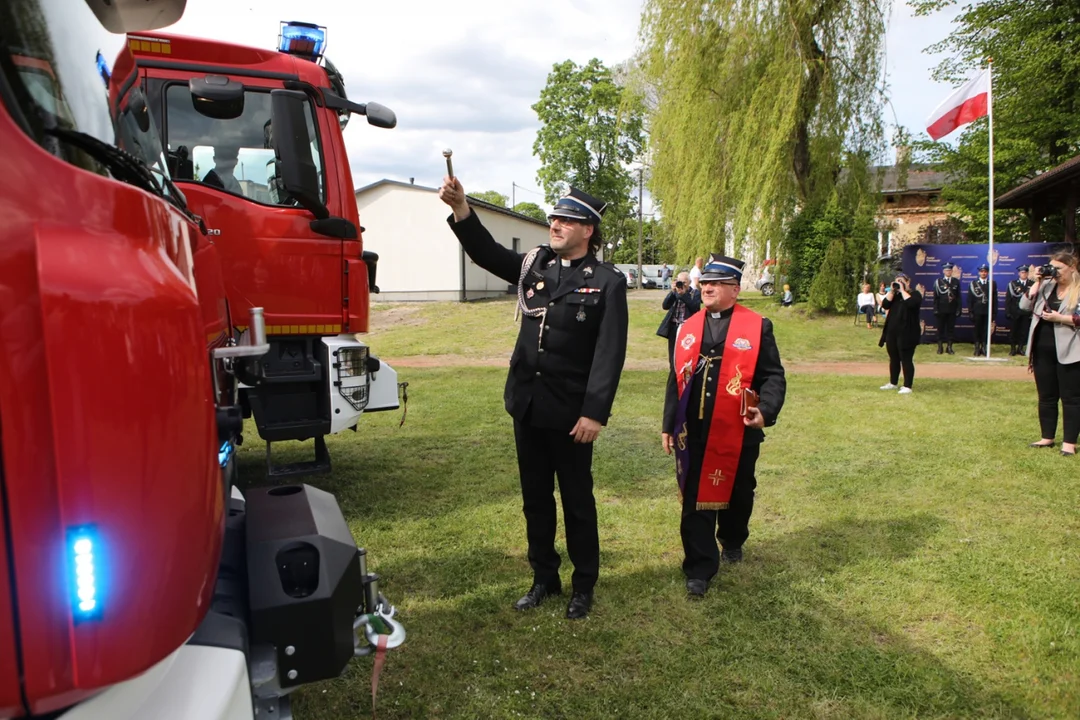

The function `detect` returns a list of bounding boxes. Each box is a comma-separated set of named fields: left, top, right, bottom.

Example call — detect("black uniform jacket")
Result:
left=932, top=277, right=961, bottom=315
left=1006, top=279, right=1034, bottom=319
left=967, top=279, right=998, bottom=316
left=662, top=307, right=786, bottom=447
left=448, top=210, right=629, bottom=431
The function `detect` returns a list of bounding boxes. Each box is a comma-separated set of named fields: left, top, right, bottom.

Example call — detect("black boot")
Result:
left=1008, top=345, right=1016, bottom=356
left=937, top=342, right=943, bottom=355
left=946, top=343, right=954, bottom=355
left=513, top=582, right=561, bottom=611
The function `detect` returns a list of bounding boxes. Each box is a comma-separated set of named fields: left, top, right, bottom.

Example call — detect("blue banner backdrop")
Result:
left=900, top=242, right=1054, bottom=344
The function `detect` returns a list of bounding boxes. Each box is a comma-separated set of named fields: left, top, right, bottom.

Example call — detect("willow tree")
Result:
left=637, top=0, right=891, bottom=261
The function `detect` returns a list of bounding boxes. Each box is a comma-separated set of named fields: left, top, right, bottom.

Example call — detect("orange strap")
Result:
left=371, top=634, right=388, bottom=719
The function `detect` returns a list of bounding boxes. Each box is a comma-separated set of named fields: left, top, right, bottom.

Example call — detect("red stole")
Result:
left=672, top=304, right=763, bottom=509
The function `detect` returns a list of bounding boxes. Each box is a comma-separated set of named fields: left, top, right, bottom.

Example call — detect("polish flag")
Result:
left=925, top=69, right=990, bottom=141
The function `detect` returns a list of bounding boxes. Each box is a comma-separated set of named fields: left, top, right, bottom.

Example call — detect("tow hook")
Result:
left=354, top=602, right=406, bottom=655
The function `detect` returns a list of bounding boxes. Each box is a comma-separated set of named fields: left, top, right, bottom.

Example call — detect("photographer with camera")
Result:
left=1019, top=248, right=1080, bottom=457
left=879, top=273, right=923, bottom=394
left=657, top=271, right=701, bottom=370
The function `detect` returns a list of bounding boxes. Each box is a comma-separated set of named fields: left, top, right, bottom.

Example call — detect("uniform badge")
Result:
left=584, top=266, right=593, bottom=276
left=545, top=259, right=557, bottom=268
left=576, top=309, right=587, bottom=322
left=536, top=281, right=545, bottom=291
left=680, top=333, right=696, bottom=350
left=526, top=288, right=535, bottom=299
left=732, top=337, right=752, bottom=350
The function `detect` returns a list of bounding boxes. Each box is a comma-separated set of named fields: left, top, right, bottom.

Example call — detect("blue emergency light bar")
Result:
left=278, top=21, right=326, bottom=60
left=67, top=525, right=102, bottom=622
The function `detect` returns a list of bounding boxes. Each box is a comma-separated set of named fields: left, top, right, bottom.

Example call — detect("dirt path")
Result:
left=387, top=355, right=1031, bottom=381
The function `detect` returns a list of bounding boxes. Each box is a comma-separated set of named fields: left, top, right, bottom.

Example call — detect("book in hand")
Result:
left=740, top=388, right=759, bottom=417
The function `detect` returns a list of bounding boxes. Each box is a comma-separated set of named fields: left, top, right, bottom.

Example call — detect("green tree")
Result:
left=910, top=0, right=1080, bottom=243
left=637, top=0, right=890, bottom=262
left=511, top=202, right=547, bottom=222
left=531, top=58, right=646, bottom=247
left=608, top=217, right=672, bottom=264
left=470, top=190, right=508, bottom=208
left=804, top=196, right=879, bottom=312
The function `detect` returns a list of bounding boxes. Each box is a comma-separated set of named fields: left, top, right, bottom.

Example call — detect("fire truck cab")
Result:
left=0, top=2, right=404, bottom=719
left=129, top=24, right=403, bottom=476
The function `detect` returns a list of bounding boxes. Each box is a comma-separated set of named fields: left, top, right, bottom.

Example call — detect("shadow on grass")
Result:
left=295, top=513, right=1029, bottom=720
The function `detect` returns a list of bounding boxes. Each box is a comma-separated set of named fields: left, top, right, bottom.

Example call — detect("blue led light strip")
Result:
left=67, top=525, right=102, bottom=622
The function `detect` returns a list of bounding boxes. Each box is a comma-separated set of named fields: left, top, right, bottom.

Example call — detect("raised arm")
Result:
left=440, top=175, right=525, bottom=284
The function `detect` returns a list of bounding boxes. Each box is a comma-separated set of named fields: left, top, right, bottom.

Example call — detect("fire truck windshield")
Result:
left=163, top=84, right=325, bottom=207
left=0, top=0, right=138, bottom=175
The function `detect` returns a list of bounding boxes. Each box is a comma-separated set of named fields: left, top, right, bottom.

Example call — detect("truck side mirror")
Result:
left=363, top=102, right=396, bottom=129
left=270, top=89, right=329, bottom=220
left=189, top=75, right=244, bottom=119
left=88, top=0, right=186, bottom=32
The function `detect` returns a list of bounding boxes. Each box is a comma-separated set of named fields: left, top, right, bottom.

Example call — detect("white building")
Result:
left=354, top=179, right=552, bottom=301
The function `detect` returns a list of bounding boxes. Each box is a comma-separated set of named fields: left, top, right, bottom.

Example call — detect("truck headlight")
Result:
left=334, top=347, right=370, bottom=411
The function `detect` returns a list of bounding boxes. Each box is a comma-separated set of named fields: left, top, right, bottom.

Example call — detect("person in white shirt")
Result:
left=857, top=283, right=876, bottom=329
left=688, top=257, right=703, bottom=291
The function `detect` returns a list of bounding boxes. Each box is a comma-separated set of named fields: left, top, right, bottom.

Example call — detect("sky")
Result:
left=163, top=0, right=965, bottom=215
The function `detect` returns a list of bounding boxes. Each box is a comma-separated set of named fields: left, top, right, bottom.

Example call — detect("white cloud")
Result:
left=162, top=0, right=961, bottom=211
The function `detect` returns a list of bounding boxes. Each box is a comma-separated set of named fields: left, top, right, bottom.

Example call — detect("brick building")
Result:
left=874, top=164, right=952, bottom=257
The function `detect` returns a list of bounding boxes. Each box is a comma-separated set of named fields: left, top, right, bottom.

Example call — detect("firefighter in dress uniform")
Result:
left=660, top=254, right=786, bottom=598
left=932, top=262, right=961, bottom=354
left=439, top=176, right=629, bottom=620
left=1006, top=264, right=1034, bottom=356
left=968, top=262, right=999, bottom=356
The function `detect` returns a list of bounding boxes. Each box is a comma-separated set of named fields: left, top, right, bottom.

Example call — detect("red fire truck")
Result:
left=125, top=21, right=404, bottom=477
left=0, top=1, right=403, bottom=718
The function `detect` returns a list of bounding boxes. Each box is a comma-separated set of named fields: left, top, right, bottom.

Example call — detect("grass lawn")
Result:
left=363, top=291, right=1034, bottom=368
left=234, top=293, right=1077, bottom=719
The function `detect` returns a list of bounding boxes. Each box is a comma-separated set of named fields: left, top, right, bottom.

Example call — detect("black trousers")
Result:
left=1009, top=315, right=1031, bottom=347
left=973, top=313, right=990, bottom=348
left=886, top=335, right=915, bottom=388
left=936, top=313, right=956, bottom=343
left=513, top=419, right=599, bottom=593
left=1032, top=348, right=1080, bottom=445
left=681, top=442, right=760, bottom=582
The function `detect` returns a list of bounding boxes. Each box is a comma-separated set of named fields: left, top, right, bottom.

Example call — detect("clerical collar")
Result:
left=559, top=256, right=587, bottom=268
left=709, top=306, right=735, bottom=319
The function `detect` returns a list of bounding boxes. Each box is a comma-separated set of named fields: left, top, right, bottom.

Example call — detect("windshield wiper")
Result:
left=46, top=126, right=163, bottom=197
left=46, top=127, right=207, bottom=230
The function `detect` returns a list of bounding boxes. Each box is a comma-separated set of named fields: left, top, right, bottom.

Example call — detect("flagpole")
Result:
left=981, top=58, right=994, bottom=358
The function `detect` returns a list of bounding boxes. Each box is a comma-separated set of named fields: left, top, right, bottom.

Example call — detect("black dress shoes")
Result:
left=565, top=591, right=593, bottom=619
left=720, top=547, right=743, bottom=563
left=513, top=583, right=560, bottom=611
left=686, top=579, right=709, bottom=599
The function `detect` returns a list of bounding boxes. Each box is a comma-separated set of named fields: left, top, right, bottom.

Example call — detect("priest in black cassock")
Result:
left=661, top=254, right=786, bottom=599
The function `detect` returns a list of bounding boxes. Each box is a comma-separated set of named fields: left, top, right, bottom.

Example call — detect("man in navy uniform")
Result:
left=968, top=262, right=999, bottom=356
left=932, top=262, right=961, bottom=354
left=439, top=175, right=628, bottom=620
left=1005, top=264, right=1034, bottom=356
left=660, top=254, right=786, bottom=598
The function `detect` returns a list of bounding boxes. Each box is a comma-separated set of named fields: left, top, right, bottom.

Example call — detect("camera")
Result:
left=1038, top=263, right=1058, bottom=279
left=675, top=281, right=685, bottom=289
